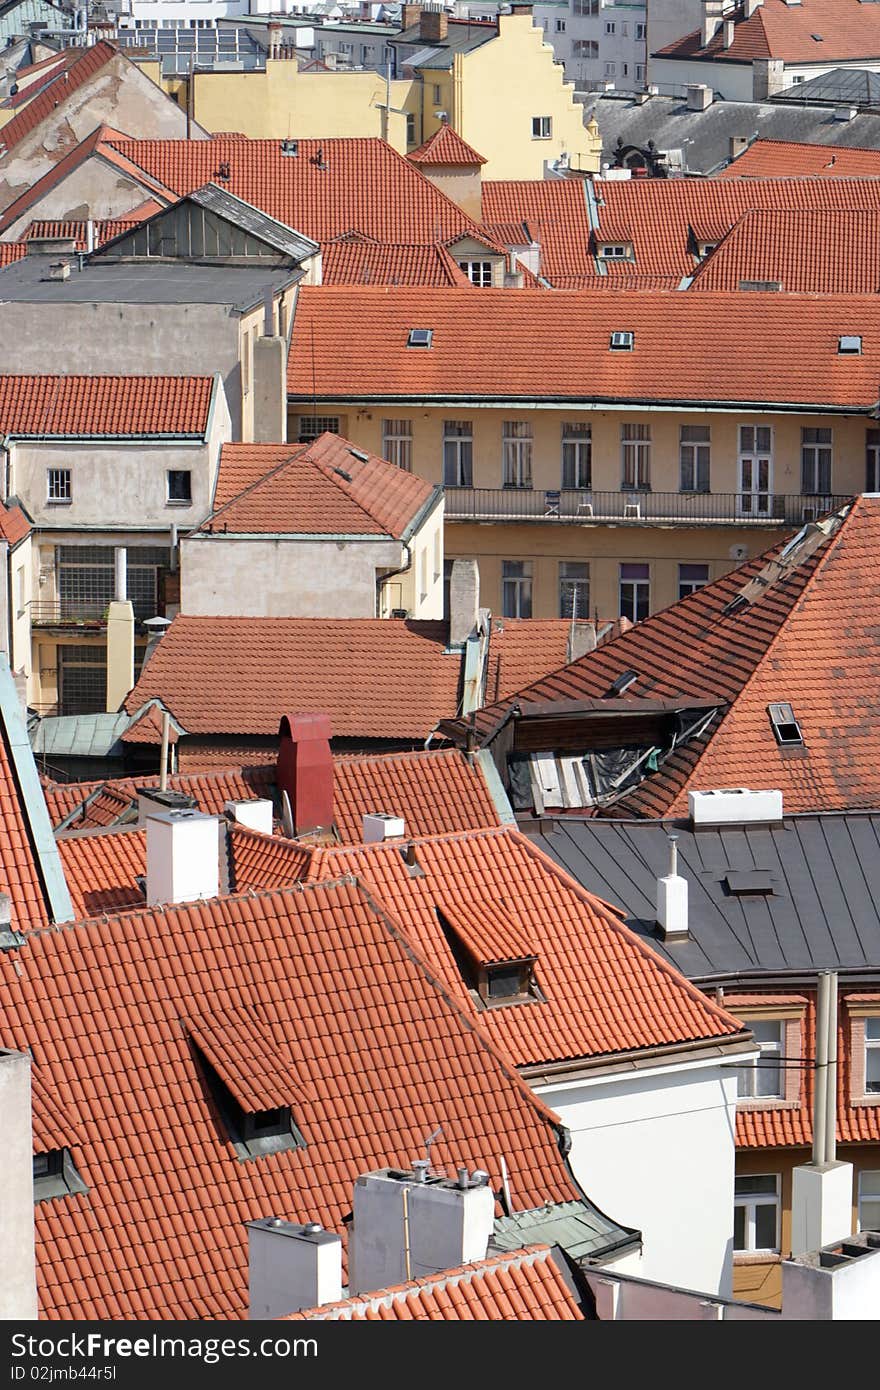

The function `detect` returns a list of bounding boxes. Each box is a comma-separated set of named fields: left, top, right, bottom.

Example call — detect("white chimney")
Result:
left=688, top=788, right=783, bottom=827
left=0, top=1049, right=37, bottom=1320
left=700, top=16, right=721, bottom=47
left=791, top=971, right=853, bottom=1258
left=744, top=0, right=763, bottom=16
left=782, top=1233, right=880, bottom=1320
left=146, top=809, right=219, bottom=906
left=349, top=1165, right=495, bottom=1295
left=722, top=19, right=735, bottom=48
left=362, top=813, right=406, bottom=843
left=656, top=834, right=688, bottom=940
left=137, top=787, right=197, bottom=827
left=225, top=799, right=274, bottom=836
left=449, top=557, right=480, bottom=647
left=247, top=1218, right=342, bottom=1318
left=687, top=83, right=713, bottom=111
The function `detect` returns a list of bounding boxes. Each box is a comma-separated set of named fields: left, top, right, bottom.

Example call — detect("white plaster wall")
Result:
left=396, top=502, right=444, bottom=620
left=536, top=1058, right=740, bottom=1297
left=782, top=1247, right=880, bottom=1320
left=0, top=1050, right=37, bottom=1321
left=180, top=534, right=403, bottom=616
left=646, top=56, right=753, bottom=101
left=10, top=534, right=34, bottom=680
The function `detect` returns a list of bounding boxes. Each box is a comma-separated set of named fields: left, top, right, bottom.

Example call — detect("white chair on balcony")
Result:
left=576, top=495, right=594, bottom=517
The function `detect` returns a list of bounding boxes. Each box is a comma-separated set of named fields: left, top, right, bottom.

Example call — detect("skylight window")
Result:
left=610, top=330, right=634, bottom=351
left=606, top=669, right=639, bottom=696
left=407, top=328, right=433, bottom=348
left=32, top=1148, right=88, bottom=1204
left=838, top=335, right=862, bottom=355
left=768, top=701, right=804, bottom=747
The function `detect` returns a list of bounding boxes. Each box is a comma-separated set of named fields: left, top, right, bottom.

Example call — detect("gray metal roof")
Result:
left=393, top=19, right=495, bottom=69
left=579, top=91, right=880, bottom=175
left=531, top=812, right=880, bottom=984
left=493, top=1199, right=639, bottom=1263
left=0, top=256, right=297, bottom=310
left=187, top=185, right=319, bottom=263
left=771, top=67, right=880, bottom=108
left=31, top=711, right=131, bottom=759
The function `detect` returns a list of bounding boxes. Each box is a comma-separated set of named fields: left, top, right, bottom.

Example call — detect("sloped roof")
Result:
left=0, top=41, right=118, bottom=158
left=57, top=827, right=148, bottom=919
left=0, top=241, right=25, bottom=265
left=0, top=708, right=49, bottom=933
left=20, top=216, right=148, bottom=249
left=719, top=138, right=880, bottom=178
left=44, top=766, right=276, bottom=829
left=0, top=877, right=581, bottom=1317
left=322, top=238, right=472, bottom=287
left=122, top=615, right=463, bottom=742
left=287, top=284, right=880, bottom=408
left=288, top=1244, right=586, bottom=1320
left=0, top=375, right=214, bottom=438
left=201, top=433, right=437, bottom=540
left=482, top=179, right=592, bottom=284
left=408, top=124, right=487, bottom=168
left=483, top=619, right=574, bottom=708
left=654, top=0, right=880, bottom=65
left=302, top=826, right=748, bottom=1072
left=0, top=499, right=29, bottom=547
left=688, top=208, right=880, bottom=292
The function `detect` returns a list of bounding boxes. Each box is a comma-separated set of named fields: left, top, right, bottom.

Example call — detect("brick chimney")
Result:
left=420, top=5, right=448, bottom=43
left=277, top=714, right=334, bottom=835
left=401, top=2, right=422, bottom=30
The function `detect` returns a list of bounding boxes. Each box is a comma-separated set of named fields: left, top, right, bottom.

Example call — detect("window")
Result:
left=573, top=39, right=599, bottom=58
left=47, top=468, right=71, bottom=504
left=867, top=429, right=880, bottom=492
left=555, top=18, right=566, bottom=31
left=679, top=563, right=709, bottom=600
left=297, top=415, right=340, bottom=443
left=458, top=260, right=493, bottom=286
left=738, top=425, right=772, bottom=516
left=735, top=1020, right=783, bottom=1099
left=605, top=20, right=616, bottom=34
left=619, top=562, right=649, bottom=623
left=433, top=84, right=441, bottom=103
left=57, top=645, right=107, bottom=717
left=562, top=422, right=591, bottom=489
left=621, top=22, right=629, bottom=38
left=859, top=1171, right=880, bottom=1231
left=867, top=1018, right=880, bottom=1094
left=680, top=424, right=710, bottom=493
left=407, top=327, right=433, bottom=348
left=838, top=335, right=862, bottom=355
left=502, top=560, right=532, bottom=618
left=599, top=244, right=630, bottom=260
left=406, top=113, right=416, bottom=145
left=622, top=63, right=629, bottom=77
left=801, top=428, right=832, bottom=494
left=382, top=419, right=413, bottom=472
left=443, top=557, right=455, bottom=619
left=166, top=470, right=192, bottom=505
left=197, top=1050, right=305, bottom=1163
left=572, top=0, right=598, bottom=14
left=443, top=420, right=473, bottom=487
left=636, top=22, right=647, bottom=40
left=636, top=63, right=646, bottom=81
left=621, top=422, right=651, bottom=489
left=768, top=701, right=803, bottom=747
left=734, top=1175, right=780, bottom=1253
left=503, top=422, right=533, bottom=489
left=559, top=561, right=589, bottom=619
left=532, top=116, right=552, bottom=139
left=610, top=330, right=634, bottom=349
left=604, top=61, right=616, bottom=76
left=32, top=1148, right=88, bottom=1204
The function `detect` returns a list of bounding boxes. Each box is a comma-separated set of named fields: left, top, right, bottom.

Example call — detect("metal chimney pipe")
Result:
left=825, top=971, right=838, bottom=1164
left=159, top=710, right=170, bottom=792
left=669, top=833, right=678, bottom=876
left=812, top=972, right=831, bottom=1166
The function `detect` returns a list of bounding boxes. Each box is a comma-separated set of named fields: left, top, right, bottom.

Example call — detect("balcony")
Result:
left=444, top=489, right=852, bottom=527
left=29, top=602, right=108, bottom=630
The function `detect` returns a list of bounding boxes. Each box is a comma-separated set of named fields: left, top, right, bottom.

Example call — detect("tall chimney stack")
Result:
left=276, top=714, right=334, bottom=836
left=247, top=1218, right=342, bottom=1318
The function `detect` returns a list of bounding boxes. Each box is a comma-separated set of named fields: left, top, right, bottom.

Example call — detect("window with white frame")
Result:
left=502, top=560, right=532, bottom=618
left=562, top=422, right=591, bottom=490
left=503, top=422, right=533, bottom=489
left=166, top=470, right=192, bottom=505
left=559, top=561, right=589, bottom=619
left=604, top=61, right=616, bottom=76
left=801, top=428, right=832, bottom=495
left=636, top=22, right=647, bottom=40
left=555, top=18, right=566, bottom=31
left=621, top=21, right=628, bottom=37
left=443, top=420, right=473, bottom=487
left=297, top=416, right=340, bottom=443
left=678, top=563, right=709, bottom=600
left=867, top=429, right=880, bottom=492
left=47, top=468, right=71, bottom=504
left=572, top=0, right=598, bottom=14
left=734, top=1175, right=780, bottom=1253
left=867, top=1017, right=880, bottom=1094
left=532, top=116, right=552, bottom=139
left=598, top=243, right=631, bottom=259
left=458, top=260, right=493, bottom=287
left=619, top=563, right=649, bottom=623
left=621, top=423, right=651, bottom=489
left=636, top=63, right=646, bottom=81
left=382, top=419, right=413, bottom=472
left=605, top=20, right=615, bottom=34
left=859, top=1171, right=880, bottom=1231
left=573, top=39, right=599, bottom=58
left=680, top=424, right=710, bottom=492
left=406, top=113, right=416, bottom=145
left=735, top=1020, right=783, bottom=1099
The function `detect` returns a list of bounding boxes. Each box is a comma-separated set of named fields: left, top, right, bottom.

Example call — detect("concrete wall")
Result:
left=646, top=55, right=755, bottom=102
left=1, top=159, right=162, bottom=241
left=0, top=52, right=203, bottom=216
left=586, top=1269, right=776, bottom=1320
left=646, top=0, right=706, bottom=69
left=782, top=1244, right=880, bottom=1320
left=536, top=1057, right=741, bottom=1297
left=0, top=1050, right=37, bottom=1321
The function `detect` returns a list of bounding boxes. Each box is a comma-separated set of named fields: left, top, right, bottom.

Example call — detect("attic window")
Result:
left=435, top=907, right=540, bottom=1010
left=194, top=1046, right=305, bottom=1163
left=407, top=328, right=433, bottom=348
left=348, top=446, right=370, bottom=462
left=598, top=243, right=631, bottom=260
left=768, top=701, right=804, bottom=747
left=606, top=669, right=639, bottom=696
left=32, top=1148, right=88, bottom=1204
left=838, top=335, right=862, bottom=355
left=610, top=330, right=634, bottom=351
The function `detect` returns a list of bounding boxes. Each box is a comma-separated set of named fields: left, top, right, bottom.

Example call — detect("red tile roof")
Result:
left=287, top=284, right=880, bottom=408
left=0, top=42, right=118, bottom=157
left=0, top=722, right=49, bottom=934
left=44, top=766, right=276, bottom=829
left=101, top=136, right=492, bottom=249
left=0, top=877, right=579, bottom=1317
left=0, top=375, right=214, bottom=438
left=120, top=703, right=182, bottom=746
left=123, top=615, right=463, bottom=742
left=19, top=216, right=146, bottom=250
left=0, top=241, right=25, bottom=266
left=289, top=1244, right=585, bottom=1320
left=719, top=139, right=880, bottom=179
left=304, top=827, right=747, bottom=1070
left=408, top=125, right=487, bottom=167
left=688, top=208, right=880, bottom=293
left=204, top=433, right=437, bottom=539
left=321, top=237, right=472, bottom=287
left=57, top=828, right=147, bottom=919
left=0, top=500, right=30, bottom=548
left=484, top=619, right=574, bottom=706
left=482, top=179, right=593, bottom=284
left=655, top=0, right=880, bottom=64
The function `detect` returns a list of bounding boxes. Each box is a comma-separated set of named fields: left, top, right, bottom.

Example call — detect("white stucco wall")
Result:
left=10, top=533, right=33, bottom=679
left=536, top=1056, right=741, bottom=1297
left=0, top=1050, right=37, bottom=1321
left=394, top=501, right=444, bottom=621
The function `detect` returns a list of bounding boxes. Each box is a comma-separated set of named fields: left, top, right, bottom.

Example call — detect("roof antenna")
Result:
left=424, top=1125, right=442, bottom=1172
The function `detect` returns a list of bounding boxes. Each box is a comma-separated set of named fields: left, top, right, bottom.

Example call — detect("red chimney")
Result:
left=277, top=714, right=334, bottom=835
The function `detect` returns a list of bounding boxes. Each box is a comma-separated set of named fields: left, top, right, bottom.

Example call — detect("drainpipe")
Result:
left=812, top=971, right=831, bottom=1166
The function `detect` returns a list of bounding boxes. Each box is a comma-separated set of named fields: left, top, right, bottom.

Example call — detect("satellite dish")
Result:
left=281, top=789, right=294, bottom=839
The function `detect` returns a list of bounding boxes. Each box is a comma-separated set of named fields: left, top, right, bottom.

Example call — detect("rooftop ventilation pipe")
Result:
left=656, top=833, right=688, bottom=940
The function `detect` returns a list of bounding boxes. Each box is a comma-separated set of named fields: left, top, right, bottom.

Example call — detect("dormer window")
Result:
left=484, top=959, right=537, bottom=1004
left=610, top=330, right=634, bottom=351
left=768, top=701, right=803, bottom=747
left=435, top=905, right=541, bottom=1010
left=197, top=1050, right=305, bottom=1162
left=407, top=328, right=433, bottom=348
left=33, top=1148, right=88, bottom=1204
left=697, top=242, right=716, bottom=259
left=598, top=243, right=632, bottom=260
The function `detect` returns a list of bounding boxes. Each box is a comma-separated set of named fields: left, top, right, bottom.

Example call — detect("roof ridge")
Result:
left=201, top=447, right=309, bottom=529
left=306, top=436, right=402, bottom=532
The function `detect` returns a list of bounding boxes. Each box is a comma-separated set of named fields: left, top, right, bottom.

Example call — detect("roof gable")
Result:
left=0, top=41, right=119, bottom=159
left=655, top=0, right=880, bottom=65
left=408, top=124, right=487, bottom=168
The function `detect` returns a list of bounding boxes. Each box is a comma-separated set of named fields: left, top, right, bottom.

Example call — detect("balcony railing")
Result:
left=444, top=489, right=852, bottom=527
left=29, top=602, right=108, bottom=629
